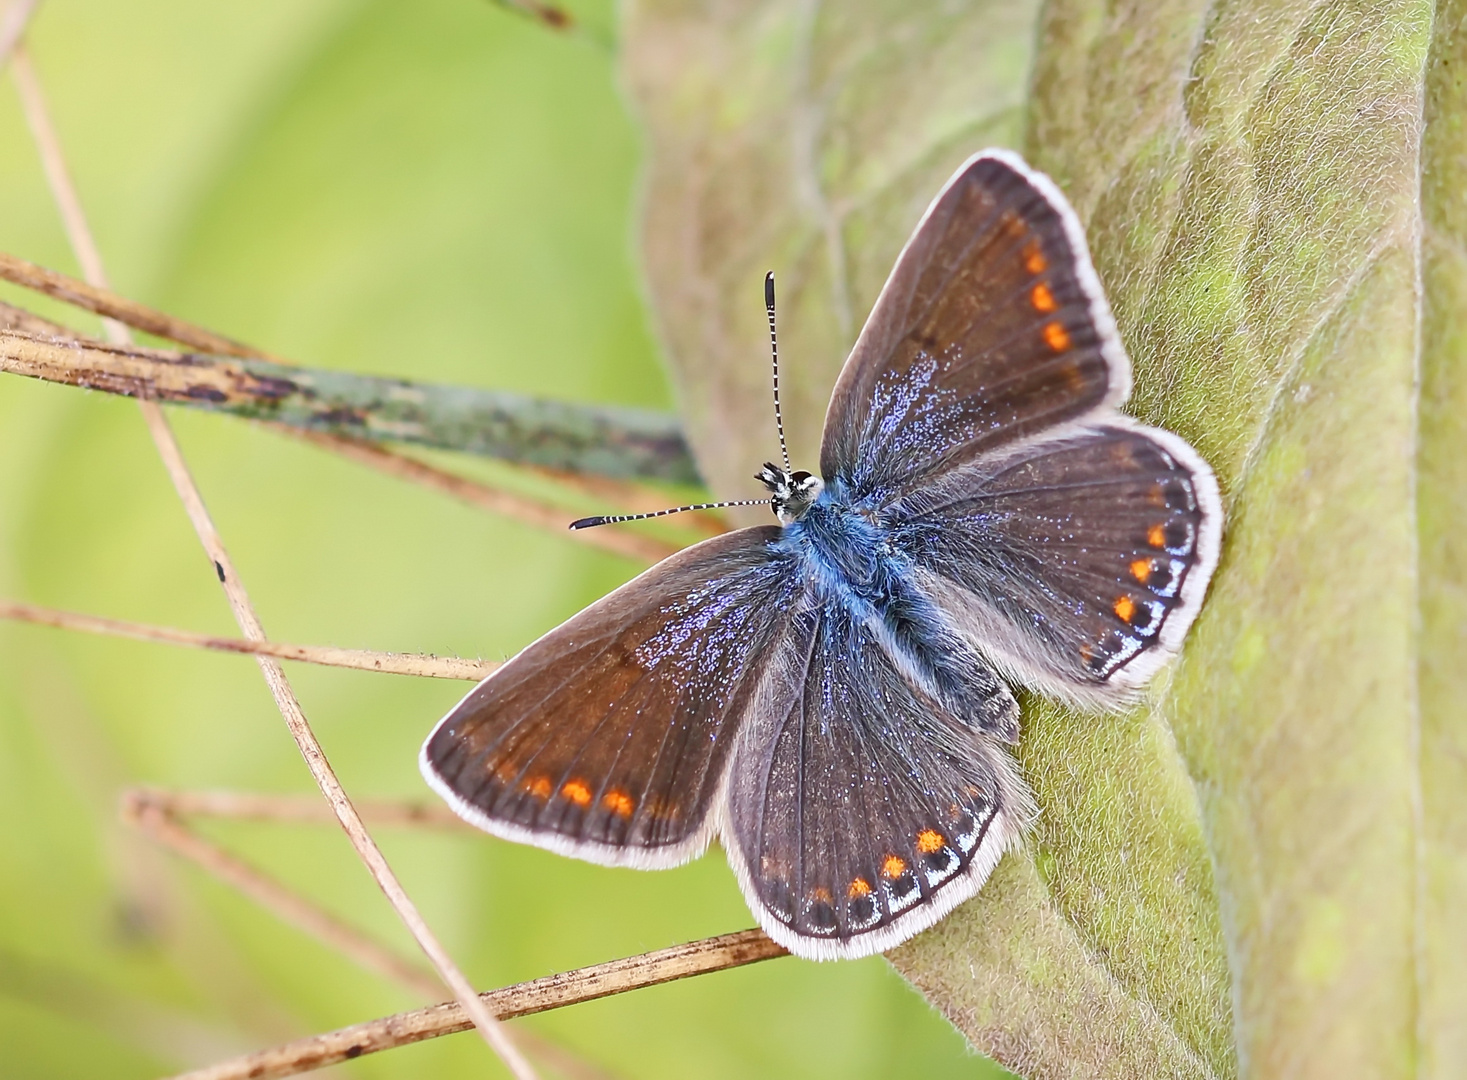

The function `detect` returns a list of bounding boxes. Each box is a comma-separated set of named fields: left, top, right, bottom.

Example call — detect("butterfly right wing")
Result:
left=421, top=527, right=800, bottom=869
left=721, top=597, right=1030, bottom=960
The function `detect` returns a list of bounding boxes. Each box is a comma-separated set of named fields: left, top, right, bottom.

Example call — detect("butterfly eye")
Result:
left=791, top=471, right=812, bottom=484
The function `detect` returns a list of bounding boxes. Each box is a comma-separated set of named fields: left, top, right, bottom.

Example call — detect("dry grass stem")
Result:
left=0, top=0, right=38, bottom=73
left=0, top=297, right=81, bottom=338
left=124, top=797, right=447, bottom=1000
left=9, top=45, right=536, bottom=1078
left=0, top=248, right=274, bottom=358
left=165, top=929, right=789, bottom=1080
left=125, top=788, right=476, bottom=830
left=0, top=598, right=497, bottom=680
left=0, top=192, right=695, bottom=555
left=0, top=327, right=306, bottom=403
left=0, top=320, right=683, bottom=560
left=285, top=427, right=680, bottom=563
left=125, top=792, right=620, bottom=1080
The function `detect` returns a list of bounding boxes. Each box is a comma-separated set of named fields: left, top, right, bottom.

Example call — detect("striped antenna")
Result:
left=569, top=499, right=770, bottom=530
left=570, top=272, right=792, bottom=533
left=765, top=271, right=792, bottom=472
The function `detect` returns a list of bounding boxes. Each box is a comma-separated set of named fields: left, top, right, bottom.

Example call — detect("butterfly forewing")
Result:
left=723, top=601, right=1027, bottom=959
left=892, top=423, right=1221, bottom=698
left=421, top=527, right=799, bottom=868
left=821, top=151, right=1129, bottom=501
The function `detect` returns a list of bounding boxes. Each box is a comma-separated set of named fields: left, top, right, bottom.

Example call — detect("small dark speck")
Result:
left=214, top=561, right=226, bottom=582
left=344, top=1045, right=364, bottom=1059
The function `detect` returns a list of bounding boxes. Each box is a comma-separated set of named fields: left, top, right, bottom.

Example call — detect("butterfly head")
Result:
left=756, top=463, right=824, bottom=525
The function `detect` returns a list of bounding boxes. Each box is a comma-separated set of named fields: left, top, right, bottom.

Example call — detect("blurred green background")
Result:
left=0, top=1, right=1007, bottom=1076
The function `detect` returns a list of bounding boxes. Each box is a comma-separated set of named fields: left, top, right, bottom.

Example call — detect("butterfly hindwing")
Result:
left=722, top=599, right=1028, bottom=959
left=820, top=150, right=1129, bottom=501
left=420, top=527, right=798, bottom=868
left=890, top=422, right=1222, bottom=700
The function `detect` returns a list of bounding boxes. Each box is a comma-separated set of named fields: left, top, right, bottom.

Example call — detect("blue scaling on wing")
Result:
left=420, top=527, right=804, bottom=868
left=819, top=151, right=1128, bottom=507
left=721, top=594, right=1027, bottom=959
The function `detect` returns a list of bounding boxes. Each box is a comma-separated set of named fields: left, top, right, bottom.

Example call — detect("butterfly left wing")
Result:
left=721, top=599, right=1029, bottom=960
left=421, top=527, right=800, bottom=868
left=820, top=150, right=1129, bottom=502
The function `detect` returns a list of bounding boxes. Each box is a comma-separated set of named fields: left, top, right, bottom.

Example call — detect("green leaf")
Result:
left=624, top=0, right=1038, bottom=518
left=1029, top=0, right=1433, bottom=1075
left=625, top=0, right=1461, bottom=1076
left=1420, top=1, right=1467, bottom=1075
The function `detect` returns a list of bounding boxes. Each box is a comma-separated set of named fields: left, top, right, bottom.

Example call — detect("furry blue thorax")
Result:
left=773, top=477, right=1017, bottom=740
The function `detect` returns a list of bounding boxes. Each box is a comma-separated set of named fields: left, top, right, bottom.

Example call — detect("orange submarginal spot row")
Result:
left=1147, top=523, right=1167, bottom=548
left=881, top=854, right=908, bottom=879
left=1113, top=596, right=1137, bottom=624
left=525, top=775, right=553, bottom=799
left=916, top=828, right=946, bottom=854
left=848, top=877, right=872, bottom=899
left=602, top=789, right=635, bottom=818
left=1023, top=243, right=1047, bottom=275
left=1130, top=558, right=1154, bottom=584
left=561, top=779, right=592, bottom=807
left=1030, top=282, right=1057, bottom=313
left=1042, top=321, right=1071, bottom=352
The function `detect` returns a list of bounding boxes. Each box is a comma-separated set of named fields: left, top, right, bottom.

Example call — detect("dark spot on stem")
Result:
left=315, top=406, right=368, bottom=427
left=214, top=561, right=226, bottom=583
left=248, top=376, right=299, bottom=401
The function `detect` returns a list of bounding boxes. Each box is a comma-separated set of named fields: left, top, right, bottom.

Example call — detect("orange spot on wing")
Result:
left=848, top=877, right=872, bottom=899
left=1148, top=523, right=1167, bottom=548
left=1001, top=211, right=1026, bottom=239
left=1043, top=321, right=1071, bottom=351
left=561, top=779, right=592, bottom=807
left=917, top=829, right=946, bottom=854
left=810, top=887, right=833, bottom=903
left=1130, top=558, right=1154, bottom=583
left=602, top=790, right=634, bottom=818
left=1148, top=482, right=1168, bottom=507
left=882, top=854, right=908, bottom=879
left=1030, top=283, right=1057, bottom=312
left=1113, top=596, right=1137, bottom=623
left=525, top=775, right=552, bottom=799
left=1023, top=243, right=1047, bottom=274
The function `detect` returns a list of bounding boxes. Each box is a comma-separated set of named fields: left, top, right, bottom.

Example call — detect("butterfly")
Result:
left=420, top=149, right=1222, bottom=960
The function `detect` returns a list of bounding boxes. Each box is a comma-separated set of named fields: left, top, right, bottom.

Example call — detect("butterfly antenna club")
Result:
left=765, top=271, right=792, bottom=472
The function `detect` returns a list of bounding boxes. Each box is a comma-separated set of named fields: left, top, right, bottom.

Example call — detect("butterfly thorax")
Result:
left=776, top=480, right=889, bottom=598
left=770, top=478, right=1019, bottom=740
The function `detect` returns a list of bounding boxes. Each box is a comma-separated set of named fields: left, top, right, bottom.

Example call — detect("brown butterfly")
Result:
left=421, top=150, right=1222, bottom=959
